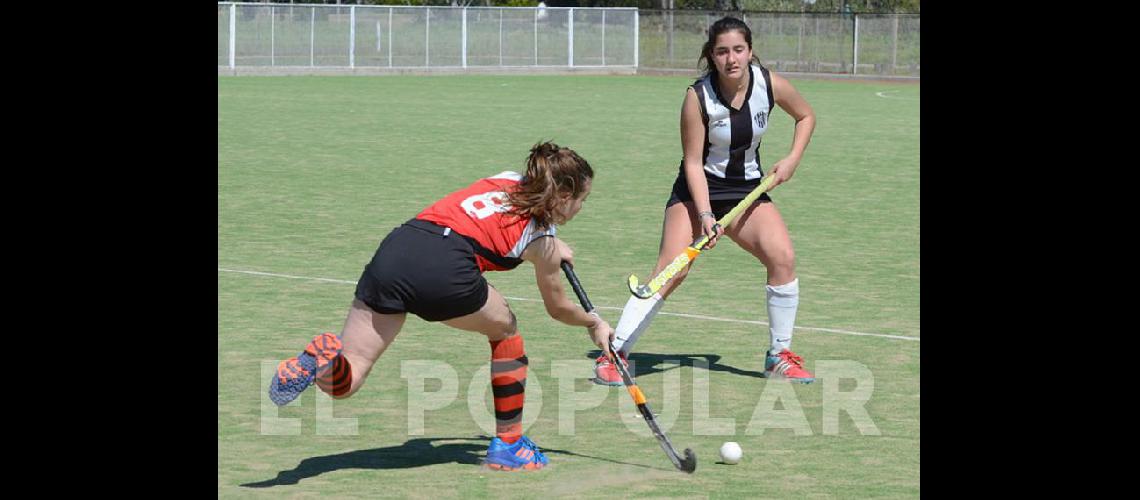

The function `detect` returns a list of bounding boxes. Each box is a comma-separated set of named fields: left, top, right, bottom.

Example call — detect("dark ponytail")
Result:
left=506, top=141, right=594, bottom=229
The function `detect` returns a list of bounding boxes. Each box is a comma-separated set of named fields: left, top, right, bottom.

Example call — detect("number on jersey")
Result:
left=461, top=191, right=510, bottom=220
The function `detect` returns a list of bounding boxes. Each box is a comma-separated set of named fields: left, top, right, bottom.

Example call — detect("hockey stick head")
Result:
left=678, top=448, right=697, bottom=473
left=627, top=273, right=654, bottom=299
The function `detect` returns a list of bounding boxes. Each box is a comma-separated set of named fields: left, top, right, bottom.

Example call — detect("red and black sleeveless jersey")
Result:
left=416, top=171, right=556, bottom=272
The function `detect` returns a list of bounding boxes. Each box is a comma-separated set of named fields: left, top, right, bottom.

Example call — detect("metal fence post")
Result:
left=534, top=7, right=538, bottom=66
left=890, top=15, right=899, bottom=75
left=815, top=15, right=819, bottom=70
left=270, top=5, right=275, bottom=66
left=310, top=7, right=315, bottom=67
left=229, top=3, right=236, bottom=69
left=852, top=14, right=859, bottom=75
left=568, top=8, right=574, bottom=67
left=350, top=5, right=356, bottom=68
left=462, top=7, right=467, bottom=68
left=499, top=8, right=503, bottom=66
left=634, top=9, right=639, bottom=69
left=797, top=12, right=804, bottom=71
left=601, top=9, right=606, bottom=66
left=426, top=7, right=430, bottom=67
left=389, top=7, right=393, bottom=67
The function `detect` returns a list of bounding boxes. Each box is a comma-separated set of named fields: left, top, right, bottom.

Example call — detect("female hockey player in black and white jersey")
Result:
left=594, top=16, right=818, bottom=386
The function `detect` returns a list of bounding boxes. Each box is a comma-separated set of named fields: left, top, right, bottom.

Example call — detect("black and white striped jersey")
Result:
left=690, top=64, right=775, bottom=183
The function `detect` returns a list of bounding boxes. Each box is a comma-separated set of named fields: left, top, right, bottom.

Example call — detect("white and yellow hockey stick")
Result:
left=627, top=174, right=778, bottom=299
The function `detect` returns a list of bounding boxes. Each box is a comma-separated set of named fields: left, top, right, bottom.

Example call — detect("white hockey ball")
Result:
left=719, top=442, right=742, bottom=464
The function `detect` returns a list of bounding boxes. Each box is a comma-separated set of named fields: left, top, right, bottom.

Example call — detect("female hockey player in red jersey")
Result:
left=268, top=141, right=613, bottom=471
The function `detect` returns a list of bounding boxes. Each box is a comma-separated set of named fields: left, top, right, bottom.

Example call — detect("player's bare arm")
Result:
left=767, top=72, right=816, bottom=188
left=523, top=236, right=599, bottom=328
left=681, top=87, right=723, bottom=247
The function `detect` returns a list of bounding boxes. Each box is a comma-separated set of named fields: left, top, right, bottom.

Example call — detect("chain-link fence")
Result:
left=851, top=14, right=919, bottom=76
left=219, top=3, right=917, bottom=77
left=637, top=10, right=918, bottom=76
left=218, top=3, right=638, bottom=72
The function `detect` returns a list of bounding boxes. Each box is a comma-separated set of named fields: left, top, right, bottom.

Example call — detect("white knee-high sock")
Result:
left=611, top=293, right=665, bottom=356
left=766, top=278, right=799, bottom=354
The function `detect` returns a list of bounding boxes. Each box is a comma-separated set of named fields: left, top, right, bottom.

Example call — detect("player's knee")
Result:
left=501, top=311, right=519, bottom=337
left=768, top=248, right=796, bottom=276
left=485, top=310, right=518, bottom=341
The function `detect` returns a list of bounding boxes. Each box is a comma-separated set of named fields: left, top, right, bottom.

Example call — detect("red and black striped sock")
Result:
left=315, top=354, right=353, bottom=398
left=489, top=334, right=527, bottom=444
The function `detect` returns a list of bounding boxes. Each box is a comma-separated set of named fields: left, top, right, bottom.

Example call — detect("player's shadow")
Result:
left=241, top=435, right=659, bottom=487
left=587, top=350, right=766, bottom=379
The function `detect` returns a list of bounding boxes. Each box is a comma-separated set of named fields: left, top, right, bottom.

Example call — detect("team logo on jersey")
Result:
left=712, top=120, right=729, bottom=128
left=753, top=111, right=767, bottom=128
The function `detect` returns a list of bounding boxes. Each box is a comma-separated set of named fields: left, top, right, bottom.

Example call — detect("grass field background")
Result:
left=218, top=74, right=919, bottom=497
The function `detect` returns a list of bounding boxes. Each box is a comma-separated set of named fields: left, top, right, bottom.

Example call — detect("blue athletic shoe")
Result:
left=484, top=435, right=549, bottom=471
left=268, top=333, right=342, bottom=406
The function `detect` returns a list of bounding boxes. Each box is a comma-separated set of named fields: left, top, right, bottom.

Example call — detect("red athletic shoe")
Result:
left=763, top=349, right=815, bottom=384
left=592, top=351, right=628, bottom=386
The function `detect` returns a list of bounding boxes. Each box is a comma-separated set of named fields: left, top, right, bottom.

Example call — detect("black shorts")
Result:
left=667, top=167, right=772, bottom=219
left=354, top=219, right=489, bottom=322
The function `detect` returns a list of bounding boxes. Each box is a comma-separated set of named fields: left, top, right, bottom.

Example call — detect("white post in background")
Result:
left=270, top=5, right=275, bottom=66
left=310, top=7, right=315, bottom=67
left=852, top=14, right=859, bottom=75
left=426, top=7, right=431, bottom=67
left=814, top=16, right=820, bottom=70
left=228, top=3, right=236, bottom=69
left=389, top=8, right=393, bottom=67
left=350, top=6, right=356, bottom=68
left=797, top=9, right=804, bottom=70
left=666, top=2, right=674, bottom=65
left=534, top=7, right=538, bottom=66
left=462, top=7, right=467, bottom=68
left=890, top=15, right=899, bottom=75
left=499, top=8, right=503, bottom=66
left=568, top=8, right=574, bottom=67
left=633, top=10, right=639, bottom=69
left=601, top=10, right=606, bottom=66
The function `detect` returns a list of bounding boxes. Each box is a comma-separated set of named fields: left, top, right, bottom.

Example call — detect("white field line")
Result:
left=219, top=267, right=919, bottom=342
left=875, top=90, right=919, bottom=100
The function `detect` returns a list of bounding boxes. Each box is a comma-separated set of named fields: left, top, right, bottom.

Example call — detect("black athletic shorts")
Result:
left=354, top=218, right=489, bottom=322
left=667, top=166, right=772, bottom=219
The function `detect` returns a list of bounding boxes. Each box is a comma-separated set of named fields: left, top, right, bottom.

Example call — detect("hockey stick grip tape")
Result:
left=560, top=261, right=595, bottom=313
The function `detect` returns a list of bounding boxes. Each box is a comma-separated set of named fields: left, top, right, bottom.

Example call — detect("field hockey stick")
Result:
left=627, top=174, right=778, bottom=299
left=561, top=261, right=697, bottom=474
